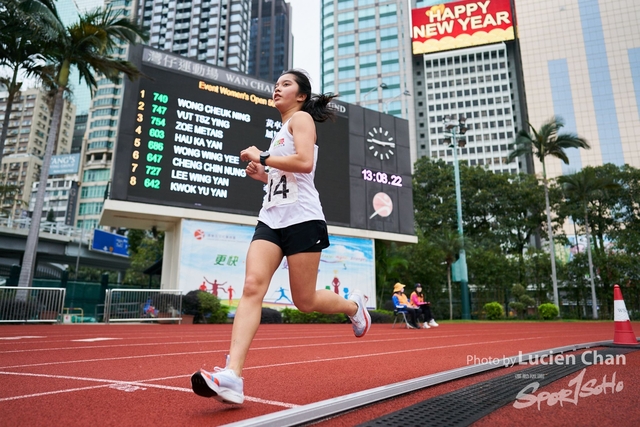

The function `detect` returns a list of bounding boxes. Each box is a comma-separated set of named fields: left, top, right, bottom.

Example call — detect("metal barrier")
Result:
left=104, top=289, right=183, bottom=323
left=0, top=286, right=66, bottom=323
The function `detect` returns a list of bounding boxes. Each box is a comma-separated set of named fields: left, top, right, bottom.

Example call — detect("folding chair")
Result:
left=392, top=307, right=411, bottom=328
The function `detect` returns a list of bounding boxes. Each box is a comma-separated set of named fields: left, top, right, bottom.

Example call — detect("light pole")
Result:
left=383, top=90, right=411, bottom=114
left=443, top=114, right=471, bottom=320
left=361, top=82, right=388, bottom=104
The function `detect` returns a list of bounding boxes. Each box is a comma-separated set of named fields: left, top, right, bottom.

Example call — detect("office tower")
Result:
left=0, top=88, right=76, bottom=220
left=320, top=0, right=416, bottom=164
left=79, top=0, right=253, bottom=230
left=515, top=0, right=640, bottom=178
left=410, top=0, right=526, bottom=174
left=248, top=0, right=292, bottom=82
left=138, top=0, right=251, bottom=70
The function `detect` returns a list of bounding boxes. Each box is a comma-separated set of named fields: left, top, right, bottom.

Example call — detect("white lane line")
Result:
left=0, top=384, right=111, bottom=401
left=0, top=335, right=550, bottom=370
left=0, top=371, right=297, bottom=407
left=0, top=331, right=544, bottom=354
left=71, top=338, right=122, bottom=342
left=0, top=327, right=583, bottom=351
left=0, top=336, right=45, bottom=340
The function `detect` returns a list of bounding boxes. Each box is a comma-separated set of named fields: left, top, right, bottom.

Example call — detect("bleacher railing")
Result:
left=104, top=289, right=183, bottom=323
left=0, top=286, right=66, bottom=323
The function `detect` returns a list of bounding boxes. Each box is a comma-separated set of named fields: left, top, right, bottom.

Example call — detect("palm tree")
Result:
left=558, top=167, right=620, bottom=319
left=431, top=229, right=464, bottom=320
left=17, top=6, right=148, bottom=287
left=507, top=116, right=590, bottom=312
left=0, top=0, right=62, bottom=164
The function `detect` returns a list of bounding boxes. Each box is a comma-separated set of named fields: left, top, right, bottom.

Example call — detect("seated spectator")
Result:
left=410, top=283, right=439, bottom=328
left=391, top=282, right=420, bottom=329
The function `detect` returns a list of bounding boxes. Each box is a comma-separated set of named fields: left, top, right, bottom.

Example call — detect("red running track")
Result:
left=0, top=322, right=637, bottom=427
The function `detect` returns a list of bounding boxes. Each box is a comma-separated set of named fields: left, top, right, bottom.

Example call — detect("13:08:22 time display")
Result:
left=361, top=168, right=403, bottom=187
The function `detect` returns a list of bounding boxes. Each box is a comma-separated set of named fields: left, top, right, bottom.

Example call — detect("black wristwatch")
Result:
left=260, top=151, right=270, bottom=166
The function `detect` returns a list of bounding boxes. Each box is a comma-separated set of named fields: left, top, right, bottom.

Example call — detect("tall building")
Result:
left=410, top=0, right=526, bottom=174
left=138, top=0, right=251, bottom=70
left=0, top=88, right=76, bottom=220
left=320, top=0, right=416, bottom=164
left=515, top=0, right=640, bottom=178
left=248, top=0, right=292, bottom=82
left=80, top=0, right=254, bottom=230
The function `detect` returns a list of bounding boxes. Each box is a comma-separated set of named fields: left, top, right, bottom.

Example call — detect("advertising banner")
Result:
left=412, top=0, right=514, bottom=55
left=178, top=219, right=376, bottom=310
left=48, top=153, right=81, bottom=175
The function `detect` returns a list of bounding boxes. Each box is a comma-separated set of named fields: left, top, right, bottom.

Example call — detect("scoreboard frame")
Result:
left=107, top=45, right=416, bottom=242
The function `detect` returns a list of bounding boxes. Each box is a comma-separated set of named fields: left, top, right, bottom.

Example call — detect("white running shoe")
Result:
left=429, top=319, right=439, bottom=327
left=423, top=322, right=431, bottom=329
left=348, top=291, right=371, bottom=338
left=191, top=356, right=244, bottom=404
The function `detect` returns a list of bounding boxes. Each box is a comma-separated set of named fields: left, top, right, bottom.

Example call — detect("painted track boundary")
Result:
left=221, top=340, right=613, bottom=427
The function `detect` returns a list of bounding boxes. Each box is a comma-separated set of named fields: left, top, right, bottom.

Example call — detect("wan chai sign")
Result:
left=412, top=0, right=514, bottom=55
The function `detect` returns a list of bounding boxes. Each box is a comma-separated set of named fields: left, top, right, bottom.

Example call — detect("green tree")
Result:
left=558, top=167, right=620, bottom=319
left=375, top=240, right=408, bottom=308
left=507, top=116, right=590, bottom=311
left=124, top=229, right=164, bottom=286
left=429, top=228, right=463, bottom=320
left=0, top=0, right=63, bottom=164
left=18, top=5, right=148, bottom=287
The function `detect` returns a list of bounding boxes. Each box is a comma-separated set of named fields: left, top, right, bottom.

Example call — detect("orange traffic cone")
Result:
left=613, top=284, right=638, bottom=345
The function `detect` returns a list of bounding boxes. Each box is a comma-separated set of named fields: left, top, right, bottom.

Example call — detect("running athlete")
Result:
left=190, top=69, right=371, bottom=405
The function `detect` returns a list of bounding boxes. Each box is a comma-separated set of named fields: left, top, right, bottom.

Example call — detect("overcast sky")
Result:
left=287, top=0, right=322, bottom=92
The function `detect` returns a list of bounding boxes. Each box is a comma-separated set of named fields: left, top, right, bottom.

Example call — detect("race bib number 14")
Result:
left=263, top=170, right=298, bottom=209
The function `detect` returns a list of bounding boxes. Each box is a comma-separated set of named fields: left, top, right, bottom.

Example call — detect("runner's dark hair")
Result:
left=280, top=69, right=338, bottom=122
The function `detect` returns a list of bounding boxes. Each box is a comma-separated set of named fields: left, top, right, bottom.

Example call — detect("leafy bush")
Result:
left=261, top=308, right=282, bottom=324
left=281, top=308, right=347, bottom=324
left=538, top=303, right=559, bottom=320
left=182, top=290, right=201, bottom=316
left=198, top=291, right=229, bottom=324
left=370, top=309, right=393, bottom=323
left=483, top=302, right=504, bottom=320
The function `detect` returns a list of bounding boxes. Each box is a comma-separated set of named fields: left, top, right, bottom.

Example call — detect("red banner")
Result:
left=412, top=0, right=514, bottom=55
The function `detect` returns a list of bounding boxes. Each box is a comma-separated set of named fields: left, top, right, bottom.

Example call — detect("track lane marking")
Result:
left=0, top=335, right=557, bottom=369
left=0, top=371, right=297, bottom=407
left=0, top=331, right=588, bottom=354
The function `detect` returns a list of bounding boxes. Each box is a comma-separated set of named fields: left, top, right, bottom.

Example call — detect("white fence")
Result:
left=0, top=286, right=66, bottom=323
left=104, top=289, right=183, bottom=323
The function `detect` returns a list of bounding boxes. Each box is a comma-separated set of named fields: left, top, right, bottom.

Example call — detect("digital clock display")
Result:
left=361, top=168, right=403, bottom=187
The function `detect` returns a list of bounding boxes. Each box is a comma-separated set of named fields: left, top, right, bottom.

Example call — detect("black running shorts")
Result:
left=252, top=220, right=330, bottom=256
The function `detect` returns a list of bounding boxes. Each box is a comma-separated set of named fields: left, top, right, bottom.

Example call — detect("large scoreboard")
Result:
left=111, top=45, right=415, bottom=238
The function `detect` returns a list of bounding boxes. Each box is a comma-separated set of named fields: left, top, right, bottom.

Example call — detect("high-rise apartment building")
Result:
left=248, top=0, right=292, bottom=82
left=80, top=0, right=253, bottom=230
left=410, top=0, right=526, bottom=174
left=138, top=0, right=251, bottom=69
left=320, top=0, right=416, bottom=164
left=0, top=88, right=76, bottom=219
left=515, top=0, right=640, bottom=178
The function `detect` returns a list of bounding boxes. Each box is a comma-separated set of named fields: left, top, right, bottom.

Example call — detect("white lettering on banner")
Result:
left=170, top=182, right=197, bottom=193
left=189, top=172, right=212, bottom=184
left=174, top=145, right=201, bottom=158
left=171, top=170, right=188, bottom=180
left=173, top=157, right=202, bottom=170
left=175, top=133, right=193, bottom=144
left=201, top=151, right=223, bottom=161
left=206, top=139, right=223, bottom=150
left=177, top=98, right=204, bottom=112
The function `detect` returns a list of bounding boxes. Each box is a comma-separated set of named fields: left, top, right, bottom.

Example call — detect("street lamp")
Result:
left=443, top=114, right=471, bottom=320
left=383, top=90, right=411, bottom=114
left=361, top=82, right=388, bottom=103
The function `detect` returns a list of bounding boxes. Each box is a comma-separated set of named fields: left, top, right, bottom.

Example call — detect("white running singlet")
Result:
left=258, top=119, right=325, bottom=229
